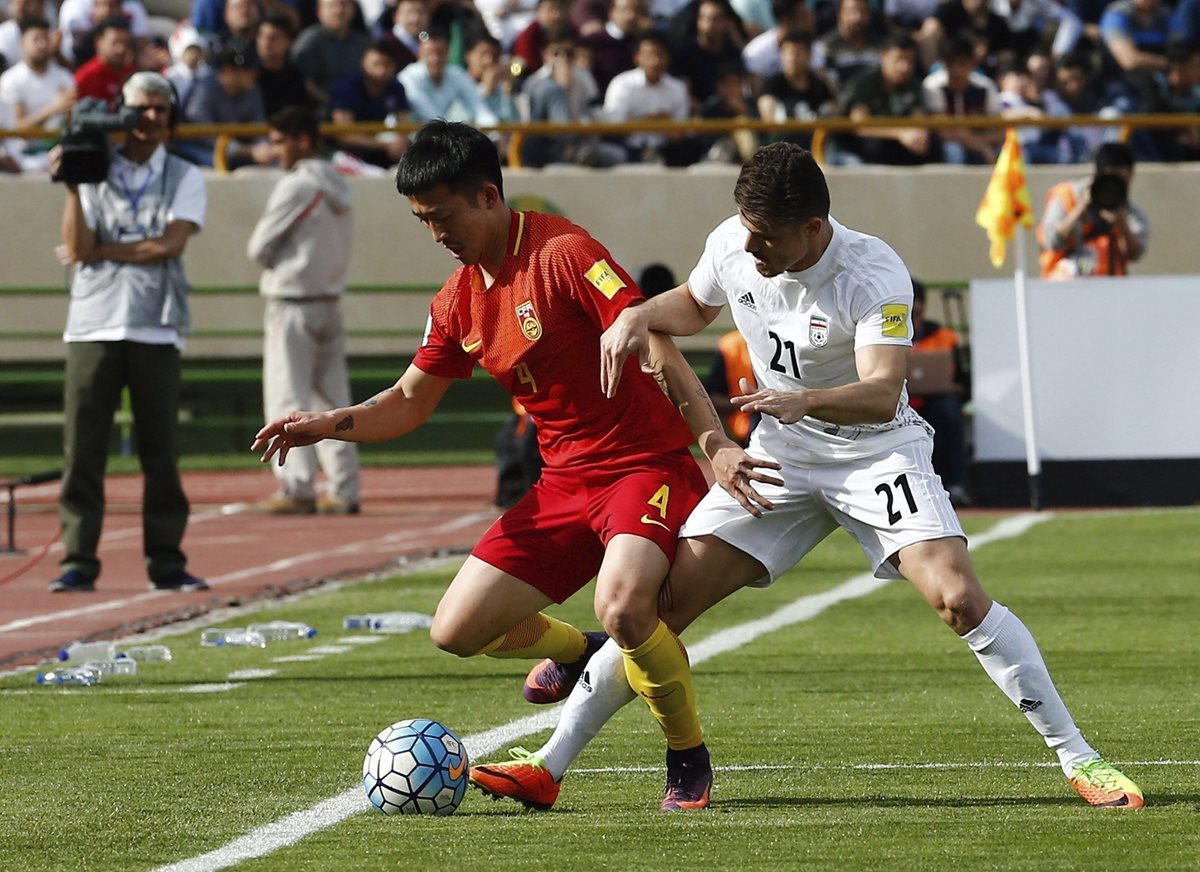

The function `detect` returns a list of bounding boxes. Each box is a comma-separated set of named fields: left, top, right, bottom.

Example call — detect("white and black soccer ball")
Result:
left=362, top=718, right=469, bottom=815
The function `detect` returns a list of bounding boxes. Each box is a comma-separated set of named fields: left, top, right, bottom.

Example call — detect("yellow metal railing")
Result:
left=4, top=113, right=1196, bottom=172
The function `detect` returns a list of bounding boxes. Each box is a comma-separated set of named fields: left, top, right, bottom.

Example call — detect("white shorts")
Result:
left=679, top=434, right=965, bottom=586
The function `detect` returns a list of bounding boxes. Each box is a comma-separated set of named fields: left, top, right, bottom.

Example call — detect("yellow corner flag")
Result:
left=975, top=129, right=1034, bottom=268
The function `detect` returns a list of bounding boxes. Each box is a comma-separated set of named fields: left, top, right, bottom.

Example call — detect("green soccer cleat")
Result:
left=1068, top=758, right=1145, bottom=808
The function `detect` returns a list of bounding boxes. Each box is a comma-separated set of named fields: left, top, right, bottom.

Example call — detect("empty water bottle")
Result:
left=58, top=640, right=117, bottom=662
left=120, top=645, right=173, bottom=663
left=343, top=612, right=433, bottom=634
left=247, top=621, right=317, bottom=642
left=83, top=658, right=138, bottom=677
left=200, top=628, right=267, bottom=648
left=36, top=665, right=101, bottom=686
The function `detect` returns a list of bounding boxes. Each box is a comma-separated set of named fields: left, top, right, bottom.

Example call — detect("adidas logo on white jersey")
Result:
left=736, top=291, right=757, bottom=311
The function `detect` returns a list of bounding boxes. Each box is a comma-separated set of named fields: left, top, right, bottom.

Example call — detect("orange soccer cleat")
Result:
left=470, top=748, right=562, bottom=810
left=661, top=743, right=713, bottom=811
left=1068, top=758, right=1145, bottom=808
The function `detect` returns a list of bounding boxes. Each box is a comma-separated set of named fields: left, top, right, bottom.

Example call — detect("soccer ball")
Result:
left=362, top=718, right=469, bottom=815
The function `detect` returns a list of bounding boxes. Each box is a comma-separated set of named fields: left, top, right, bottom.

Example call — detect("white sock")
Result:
left=538, top=638, right=636, bottom=781
left=963, top=601, right=1098, bottom=776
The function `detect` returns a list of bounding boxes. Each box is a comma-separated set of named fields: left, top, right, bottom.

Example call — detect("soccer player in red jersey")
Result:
left=253, top=121, right=782, bottom=810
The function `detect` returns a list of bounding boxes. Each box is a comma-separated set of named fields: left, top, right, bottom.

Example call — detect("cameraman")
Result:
left=1037, top=142, right=1149, bottom=280
left=47, top=70, right=209, bottom=594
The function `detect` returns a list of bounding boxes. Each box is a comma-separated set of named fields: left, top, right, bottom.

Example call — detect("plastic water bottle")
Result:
left=57, top=640, right=116, bottom=662
left=247, top=621, right=317, bottom=642
left=200, top=628, right=267, bottom=648
left=83, top=658, right=138, bottom=677
left=36, top=665, right=101, bottom=686
left=343, top=612, right=433, bottom=634
left=120, top=645, right=173, bottom=663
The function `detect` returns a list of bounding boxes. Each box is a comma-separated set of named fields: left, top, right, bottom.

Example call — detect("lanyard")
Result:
left=118, top=164, right=157, bottom=216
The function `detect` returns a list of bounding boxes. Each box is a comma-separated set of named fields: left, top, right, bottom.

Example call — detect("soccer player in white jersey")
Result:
left=468, top=142, right=1144, bottom=811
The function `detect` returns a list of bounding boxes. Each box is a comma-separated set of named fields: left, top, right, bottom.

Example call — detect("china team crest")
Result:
left=515, top=300, right=542, bottom=341
left=809, top=314, right=829, bottom=347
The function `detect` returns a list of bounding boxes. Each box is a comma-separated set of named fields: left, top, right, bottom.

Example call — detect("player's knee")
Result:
left=428, top=614, right=482, bottom=658
left=932, top=579, right=989, bottom=634
left=595, top=594, right=658, bottom=649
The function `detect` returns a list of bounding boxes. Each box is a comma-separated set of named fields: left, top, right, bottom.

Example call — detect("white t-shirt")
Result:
left=58, top=0, right=151, bottom=62
left=0, top=61, right=76, bottom=129
left=688, top=215, right=930, bottom=464
left=602, top=68, right=689, bottom=150
left=70, top=144, right=206, bottom=347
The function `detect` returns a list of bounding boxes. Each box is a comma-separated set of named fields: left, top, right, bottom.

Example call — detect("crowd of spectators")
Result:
left=2, top=0, right=1200, bottom=171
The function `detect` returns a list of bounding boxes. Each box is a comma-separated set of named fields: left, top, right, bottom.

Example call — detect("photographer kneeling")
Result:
left=47, top=70, right=209, bottom=594
left=1037, top=142, right=1149, bottom=280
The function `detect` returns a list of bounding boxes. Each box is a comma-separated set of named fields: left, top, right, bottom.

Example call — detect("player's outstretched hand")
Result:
left=708, top=438, right=783, bottom=518
left=251, top=412, right=327, bottom=467
left=600, top=307, right=651, bottom=398
left=732, top=377, right=810, bottom=425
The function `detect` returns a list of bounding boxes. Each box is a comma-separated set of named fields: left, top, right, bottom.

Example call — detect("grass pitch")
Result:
left=1, top=509, right=1197, bottom=871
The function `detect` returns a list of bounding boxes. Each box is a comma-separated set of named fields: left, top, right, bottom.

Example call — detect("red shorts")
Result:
left=471, top=450, right=709, bottom=603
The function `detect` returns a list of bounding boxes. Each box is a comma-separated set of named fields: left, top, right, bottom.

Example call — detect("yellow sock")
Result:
left=477, top=613, right=586, bottom=661
left=622, top=620, right=703, bottom=750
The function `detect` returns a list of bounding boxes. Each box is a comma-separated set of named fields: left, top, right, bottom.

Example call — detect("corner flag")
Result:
left=975, top=129, right=1034, bottom=268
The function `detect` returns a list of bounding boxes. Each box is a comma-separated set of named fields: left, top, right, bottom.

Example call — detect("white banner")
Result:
left=970, top=275, right=1200, bottom=461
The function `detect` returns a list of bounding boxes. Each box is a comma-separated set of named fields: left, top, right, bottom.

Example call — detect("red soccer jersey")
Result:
left=74, top=58, right=136, bottom=107
left=413, top=210, right=694, bottom=471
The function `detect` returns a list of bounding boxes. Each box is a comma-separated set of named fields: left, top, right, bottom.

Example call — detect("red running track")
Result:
left=0, top=467, right=502, bottom=668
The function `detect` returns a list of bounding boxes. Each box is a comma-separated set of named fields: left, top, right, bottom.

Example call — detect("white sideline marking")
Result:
left=270, top=655, right=324, bottom=663
left=573, top=759, right=1200, bottom=775
left=1, top=682, right=244, bottom=696
left=0, top=510, right=494, bottom=635
left=307, top=645, right=352, bottom=655
left=336, top=636, right=386, bottom=645
left=227, top=669, right=277, bottom=681
left=154, top=513, right=1050, bottom=872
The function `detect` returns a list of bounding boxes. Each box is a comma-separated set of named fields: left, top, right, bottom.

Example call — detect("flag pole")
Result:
left=1011, top=226, right=1042, bottom=510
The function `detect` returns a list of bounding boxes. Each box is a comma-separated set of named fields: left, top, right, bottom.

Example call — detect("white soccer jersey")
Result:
left=688, top=215, right=931, bottom=464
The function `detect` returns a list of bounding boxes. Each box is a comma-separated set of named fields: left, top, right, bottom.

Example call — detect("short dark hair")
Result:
left=366, top=37, right=403, bottom=66
left=634, top=29, right=670, bottom=54
left=94, top=15, right=133, bottom=38
left=882, top=33, right=917, bottom=54
left=1094, top=141, right=1135, bottom=173
left=939, top=34, right=975, bottom=64
left=259, top=13, right=297, bottom=39
left=734, top=142, right=830, bottom=226
left=542, top=25, right=576, bottom=47
left=467, top=33, right=501, bottom=53
left=911, top=277, right=926, bottom=303
left=17, top=16, right=50, bottom=34
left=395, top=120, right=504, bottom=200
left=269, top=105, right=320, bottom=142
left=779, top=28, right=813, bottom=49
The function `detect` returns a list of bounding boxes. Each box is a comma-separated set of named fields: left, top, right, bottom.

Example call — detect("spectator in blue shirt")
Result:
left=331, top=38, right=410, bottom=166
left=397, top=29, right=498, bottom=124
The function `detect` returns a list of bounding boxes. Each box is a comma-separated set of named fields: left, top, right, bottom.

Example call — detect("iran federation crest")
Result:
left=809, top=314, right=829, bottom=347
left=515, top=300, right=542, bottom=341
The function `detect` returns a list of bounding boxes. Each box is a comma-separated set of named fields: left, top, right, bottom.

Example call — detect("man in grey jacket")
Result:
left=248, top=105, right=360, bottom=514
left=49, top=70, right=208, bottom=593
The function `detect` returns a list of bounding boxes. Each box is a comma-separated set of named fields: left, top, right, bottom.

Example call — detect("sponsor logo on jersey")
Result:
left=809, top=314, right=829, bottom=347
left=585, top=259, right=626, bottom=300
left=881, top=304, right=909, bottom=338
left=736, top=291, right=757, bottom=311
left=461, top=338, right=482, bottom=353
left=515, top=300, right=542, bottom=341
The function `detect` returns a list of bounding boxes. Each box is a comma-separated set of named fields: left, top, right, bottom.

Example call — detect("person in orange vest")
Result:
left=1037, top=142, right=1149, bottom=280
left=703, top=329, right=759, bottom=447
left=910, top=280, right=970, bottom=506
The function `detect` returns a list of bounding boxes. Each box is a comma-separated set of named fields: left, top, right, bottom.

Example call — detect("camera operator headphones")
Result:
left=114, top=71, right=182, bottom=133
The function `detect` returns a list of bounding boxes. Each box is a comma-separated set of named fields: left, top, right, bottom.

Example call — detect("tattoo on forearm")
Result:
left=334, top=415, right=354, bottom=433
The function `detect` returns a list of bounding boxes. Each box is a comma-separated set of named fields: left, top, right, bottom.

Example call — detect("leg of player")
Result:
left=895, top=537, right=1145, bottom=809
left=429, top=555, right=589, bottom=664
left=471, top=536, right=767, bottom=810
left=593, top=532, right=713, bottom=810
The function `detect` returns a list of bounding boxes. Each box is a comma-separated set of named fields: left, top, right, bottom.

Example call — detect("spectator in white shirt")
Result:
left=0, top=17, right=75, bottom=171
left=603, top=29, right=695, bottom=164
left=59, top=0, right=150, bottom=64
